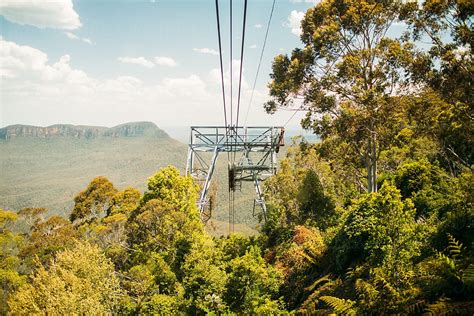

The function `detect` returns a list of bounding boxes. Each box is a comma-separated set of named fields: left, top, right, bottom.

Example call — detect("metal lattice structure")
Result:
left=186, top=126, right=284, bottom=222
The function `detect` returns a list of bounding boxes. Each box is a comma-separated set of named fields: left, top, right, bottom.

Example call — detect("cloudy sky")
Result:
left=0, top=0, right=320, bottom=130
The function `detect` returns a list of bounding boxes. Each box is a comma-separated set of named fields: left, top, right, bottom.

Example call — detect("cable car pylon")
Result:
left=186, top=126, right=284, bottom=223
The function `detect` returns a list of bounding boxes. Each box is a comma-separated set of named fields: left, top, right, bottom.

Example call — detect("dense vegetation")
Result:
left=1, top=0, right=473, bottom=314
left=0, top=126, right=259, bottom=235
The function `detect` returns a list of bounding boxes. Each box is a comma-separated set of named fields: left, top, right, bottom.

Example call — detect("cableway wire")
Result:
left=235, top=0, right=248, bottom=129
left=215, top=0, right=233, bottom=233
left=229, top=0, right=234, bottom=233
left=243, top=0, right=276, bottom=126
left=229, top=0, right=233, bottom=131
left=283, top=104, right=304, bottom=127
left=232, top=0, right=248, bottom=233
left=214, top=0, right=228, bottom=130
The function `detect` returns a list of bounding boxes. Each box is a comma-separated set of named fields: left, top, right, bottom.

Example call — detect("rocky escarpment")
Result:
left=0, top=122, right=169, bottom=140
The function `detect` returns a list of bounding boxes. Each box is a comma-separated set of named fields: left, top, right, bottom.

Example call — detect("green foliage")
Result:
left=266, top=0, right=420, bottom=193
left=393, top=159, right=452, bottom=218
left=333, top=182, right=423, bottom=275
left=274, top=226, right=327, bottom=309
left=8, top=241, right=122, bottom=314
left=108, top=187, right=141, bottom=216
left=225, top=245, right=284, bottom=314
left=264, top=144, right=343, bottom=237
left=70, top=176, right=118, bottom=223
left=181, top=235, right=228, bottom=314
left=0, top=209, right=17, bottom=230
left=21, top=215, right=78, bottom=267
left=121, top=252, right=182, bottom=313
left=434, top=168, right=474, bottom=252
left=127, top=198, right=202, bottom=265
left=140, top=293, right=182, bottom=315
left=1, top=2, right=473, bottom=315
left=319, top=295, right=356, bottom=315
left=143, top=165, right=199, bottom=213
left=217, top=233, right=255, bottom=261
left=401, top=0, right=473, bottom=170
left=0, top=209, right=25, bottom=315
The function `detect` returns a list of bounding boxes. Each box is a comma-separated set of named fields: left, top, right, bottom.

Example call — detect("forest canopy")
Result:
left=1, top=0, right=473, bottom=314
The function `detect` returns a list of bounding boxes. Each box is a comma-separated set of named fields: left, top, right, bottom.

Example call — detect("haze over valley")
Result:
left=0, top=121, right=267, bottom=235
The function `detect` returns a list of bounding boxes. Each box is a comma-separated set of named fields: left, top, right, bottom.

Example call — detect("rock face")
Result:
left=0, top=122, right=169, bottom=140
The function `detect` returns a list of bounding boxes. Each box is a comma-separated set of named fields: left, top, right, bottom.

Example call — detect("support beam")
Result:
left=186, top=126, right=284, bottom=223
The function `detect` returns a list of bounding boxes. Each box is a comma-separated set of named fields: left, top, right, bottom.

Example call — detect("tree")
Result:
left=108, top=187, right=141, bottom=217
left=225, top=246, right=284, bottom=314
left=21, top=215, right=78, bottom=267
left=335, top=182, right=423, bottom=275
left=121, top=252, right=182, bottom=314
left=127, top=199, right=202, bottom=265
left=265, top=0, right=417, bottom=192
left=143, top=165, right=199, bottom=214
left=0, top=209, right=25, bottom=314
left=70, top=176, right=118, bottom=223
left=394, top=158, right=450, bottom=218
left=263, top=144, right=342, bottom=237
left=8, top=241, right=122, bottom=314
left=181, top=235, right=228, bottom=314
left=0, top=209, right=17, bottom=232
left=17, top=207, right=47, bottom=227
left=127, top=166, right=203, bottom=267
left=401, top=0, right=473, bottom=172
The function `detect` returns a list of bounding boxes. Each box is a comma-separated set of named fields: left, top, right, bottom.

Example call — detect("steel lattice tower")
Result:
left=186, top=126, right=284, bottom=222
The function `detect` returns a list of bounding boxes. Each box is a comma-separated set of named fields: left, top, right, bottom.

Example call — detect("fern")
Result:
left=423, top=298, right=449, bottom=315
left=423, top=298, right=474, bottom=315
left=404, top=300, right=426, bottom=315
left=299, top=275, right=340, bottom=315
left=446, top=234, right=462, bottom=259
left=462, top=264, right=474, bottom=286
left=305, top=274, right=333, bottom=292
left=320, top=295, right=356, bottom=315
left=436, top=235, right=466, bottom=282
left=354, top=278, right=378, bottom=302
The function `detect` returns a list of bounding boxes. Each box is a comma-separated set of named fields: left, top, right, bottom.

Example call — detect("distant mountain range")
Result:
left=0, top=122, right=260, bottom=235
left=0, top=121, right=169, bottom=140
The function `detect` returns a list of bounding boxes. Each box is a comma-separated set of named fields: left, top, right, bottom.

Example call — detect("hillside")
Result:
left=0, top=122, right=263, bottom=235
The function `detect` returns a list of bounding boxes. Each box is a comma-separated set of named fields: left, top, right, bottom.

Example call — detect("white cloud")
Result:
left=117, top=56, right=177, bottom=68
left=118, top=57, right=154, bottom=68
left=290, top=0, right=321, bottom=4
left=209, top=59, right=250, bottom=91
left=1, top=39, right=294, bottom=129
left=0, top=0, right=81, bottom=30
left=154, top=56, right=177, bottom=67
left=64, top=32, right=93, bottom=45
left=193, top=48, right=219, bottom=56
left=254, top=24, right=263, bottom=28
left=250, top=44, right=257, bottom=49
left=287, top=10, right=305, bottom=36
left=65, top=32, right=79, bottom=40
left=0, top=39, right=89, bottom=84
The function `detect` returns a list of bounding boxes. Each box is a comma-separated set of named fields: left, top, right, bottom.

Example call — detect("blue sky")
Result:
left=0, top=0, right=320, bottom=130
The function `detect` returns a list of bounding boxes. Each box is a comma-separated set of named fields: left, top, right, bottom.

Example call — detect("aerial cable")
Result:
left=231, top=0, right=248, bottom=234
left=243, top=0, right=276, bottom=126
left=283, top=104, right=304, bottom=127
left=235, top=0, right=248, bottom=128
left=229, top=0, right=233, bottom=129
left=215, top=0, right=228, bottom=129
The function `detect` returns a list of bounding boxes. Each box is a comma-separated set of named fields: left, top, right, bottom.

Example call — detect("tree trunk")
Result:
left=373, top=132, right=377, bottom=192
left=367, top=131, right=378, bottom=193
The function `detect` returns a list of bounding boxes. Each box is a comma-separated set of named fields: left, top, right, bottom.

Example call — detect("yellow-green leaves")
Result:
left=8, top=241, right=122, bottom=315
left=70, top=176, right=118, bottom=223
